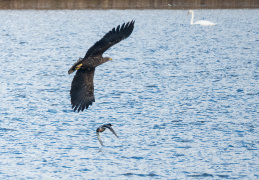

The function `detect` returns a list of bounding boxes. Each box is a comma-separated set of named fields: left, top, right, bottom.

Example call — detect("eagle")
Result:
left=68, top=21, right=135, bottom=112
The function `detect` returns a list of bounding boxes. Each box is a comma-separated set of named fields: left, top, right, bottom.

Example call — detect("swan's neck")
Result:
left=190, top=11, right=194, bottom=25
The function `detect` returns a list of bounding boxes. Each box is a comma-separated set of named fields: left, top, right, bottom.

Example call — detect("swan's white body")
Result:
left=187, top=10, right=216, bottom=26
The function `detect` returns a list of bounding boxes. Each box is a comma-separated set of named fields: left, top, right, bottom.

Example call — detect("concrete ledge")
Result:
left=0, top=0, right=258, bottom=9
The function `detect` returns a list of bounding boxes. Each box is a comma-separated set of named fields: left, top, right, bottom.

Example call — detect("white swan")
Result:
left=187, top=10, right=216, bottom=26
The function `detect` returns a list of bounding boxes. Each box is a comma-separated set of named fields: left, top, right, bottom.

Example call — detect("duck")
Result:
left=96, top=124, right=118, bottom=146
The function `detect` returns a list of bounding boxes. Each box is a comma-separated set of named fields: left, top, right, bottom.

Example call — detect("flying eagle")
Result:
left=68, top=21, right=135, bottom=112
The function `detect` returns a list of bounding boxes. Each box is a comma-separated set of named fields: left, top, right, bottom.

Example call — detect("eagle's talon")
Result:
left=75, top=63, right=83, bottom=70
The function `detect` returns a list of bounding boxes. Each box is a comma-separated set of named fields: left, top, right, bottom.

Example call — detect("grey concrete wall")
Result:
left=0, top=0, right=258, bottom=9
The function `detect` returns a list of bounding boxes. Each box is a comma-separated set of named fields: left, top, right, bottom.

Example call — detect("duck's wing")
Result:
left=83, top=20, right=135, bottom=59
left=70, top=68, right=95, bottom=112
left=96, top=132, right=103, bottom=146
left=106, top=126, right=119, bottom=138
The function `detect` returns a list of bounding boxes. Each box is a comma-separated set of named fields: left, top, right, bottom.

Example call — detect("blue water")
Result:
left=0, top=9, right=258, bottom=179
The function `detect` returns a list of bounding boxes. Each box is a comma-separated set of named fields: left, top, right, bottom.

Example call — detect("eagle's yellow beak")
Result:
left=109, top=58, right=112, bottom=61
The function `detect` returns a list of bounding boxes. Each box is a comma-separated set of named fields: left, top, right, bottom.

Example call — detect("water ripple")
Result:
left=0, top=9, right=258, bottom=179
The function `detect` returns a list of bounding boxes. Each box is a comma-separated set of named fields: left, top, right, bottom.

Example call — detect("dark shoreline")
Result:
left=0, top=0, right=258, bottom=10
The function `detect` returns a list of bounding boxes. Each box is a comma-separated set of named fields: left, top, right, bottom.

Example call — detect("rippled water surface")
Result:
left=0, top=10, right=258, bottom=179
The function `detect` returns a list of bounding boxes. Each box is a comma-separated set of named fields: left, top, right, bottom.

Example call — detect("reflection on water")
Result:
left=0, top=0, right=258, bottom=9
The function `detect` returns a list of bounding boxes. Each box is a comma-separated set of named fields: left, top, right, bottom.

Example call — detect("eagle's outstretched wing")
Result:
left=83, top=20, right=135, bottom=59
left=70, top=68, right=95, bottom=112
